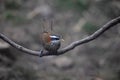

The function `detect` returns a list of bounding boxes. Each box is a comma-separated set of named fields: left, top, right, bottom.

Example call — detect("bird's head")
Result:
left=41, top=31, right=64, bottom=51
left=42, top=31, right=64, bottom=43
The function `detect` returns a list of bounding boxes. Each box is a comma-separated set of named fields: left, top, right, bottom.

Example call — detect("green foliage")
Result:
left=4, top=0, right=22, bottom=10
left=4, top=11, right=15, bottom=20
left=96, top=0, right=120, bottom=18
left=3, top=11, right=26, bottom=24
left=55, top=0, right=89, bottom=12
left=82, top=22, right=99, bottom=34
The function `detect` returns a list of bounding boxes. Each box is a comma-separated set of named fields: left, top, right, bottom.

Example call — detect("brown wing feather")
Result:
left=42, top=32, right=51, bottom=43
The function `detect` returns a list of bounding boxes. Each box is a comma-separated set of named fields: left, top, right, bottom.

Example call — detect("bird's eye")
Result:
left=51, top=37, right=59, bottom=40
left=55, top=37, right=59, bottom=40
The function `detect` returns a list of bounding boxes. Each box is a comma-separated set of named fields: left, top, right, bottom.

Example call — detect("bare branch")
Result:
left=0, top=33, right=41, bottom=56
left=0, top=16, right=120, bottom=57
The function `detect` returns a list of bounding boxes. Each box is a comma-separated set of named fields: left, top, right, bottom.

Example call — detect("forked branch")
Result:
left=0, top=16, right=120, bottom=57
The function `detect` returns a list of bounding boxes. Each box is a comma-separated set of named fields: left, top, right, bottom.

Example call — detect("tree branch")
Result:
left=0, top=16, right=120, bottom=57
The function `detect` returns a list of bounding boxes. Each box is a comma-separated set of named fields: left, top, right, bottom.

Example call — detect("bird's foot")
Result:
left=39, top=49, right=44, bottom=57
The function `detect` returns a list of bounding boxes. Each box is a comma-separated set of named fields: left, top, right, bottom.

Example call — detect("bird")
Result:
left=41, top=31, right=62, bottom=52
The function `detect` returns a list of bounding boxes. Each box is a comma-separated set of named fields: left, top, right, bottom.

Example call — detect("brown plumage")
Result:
left=42, top=31, right=51, bottom=43
left=41, top=31, right=61, bottom=52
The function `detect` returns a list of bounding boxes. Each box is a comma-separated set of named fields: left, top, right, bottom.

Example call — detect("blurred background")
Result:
left=0, top=0, right=120, bottom=80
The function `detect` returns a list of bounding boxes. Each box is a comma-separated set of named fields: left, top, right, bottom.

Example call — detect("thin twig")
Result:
left=0, top=33, right=40, bottom=56
left=0, top=16, right=120, bottom=57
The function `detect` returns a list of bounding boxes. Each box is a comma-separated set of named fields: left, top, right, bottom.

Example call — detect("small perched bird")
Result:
left=41, top=31, right=62, bottom=52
